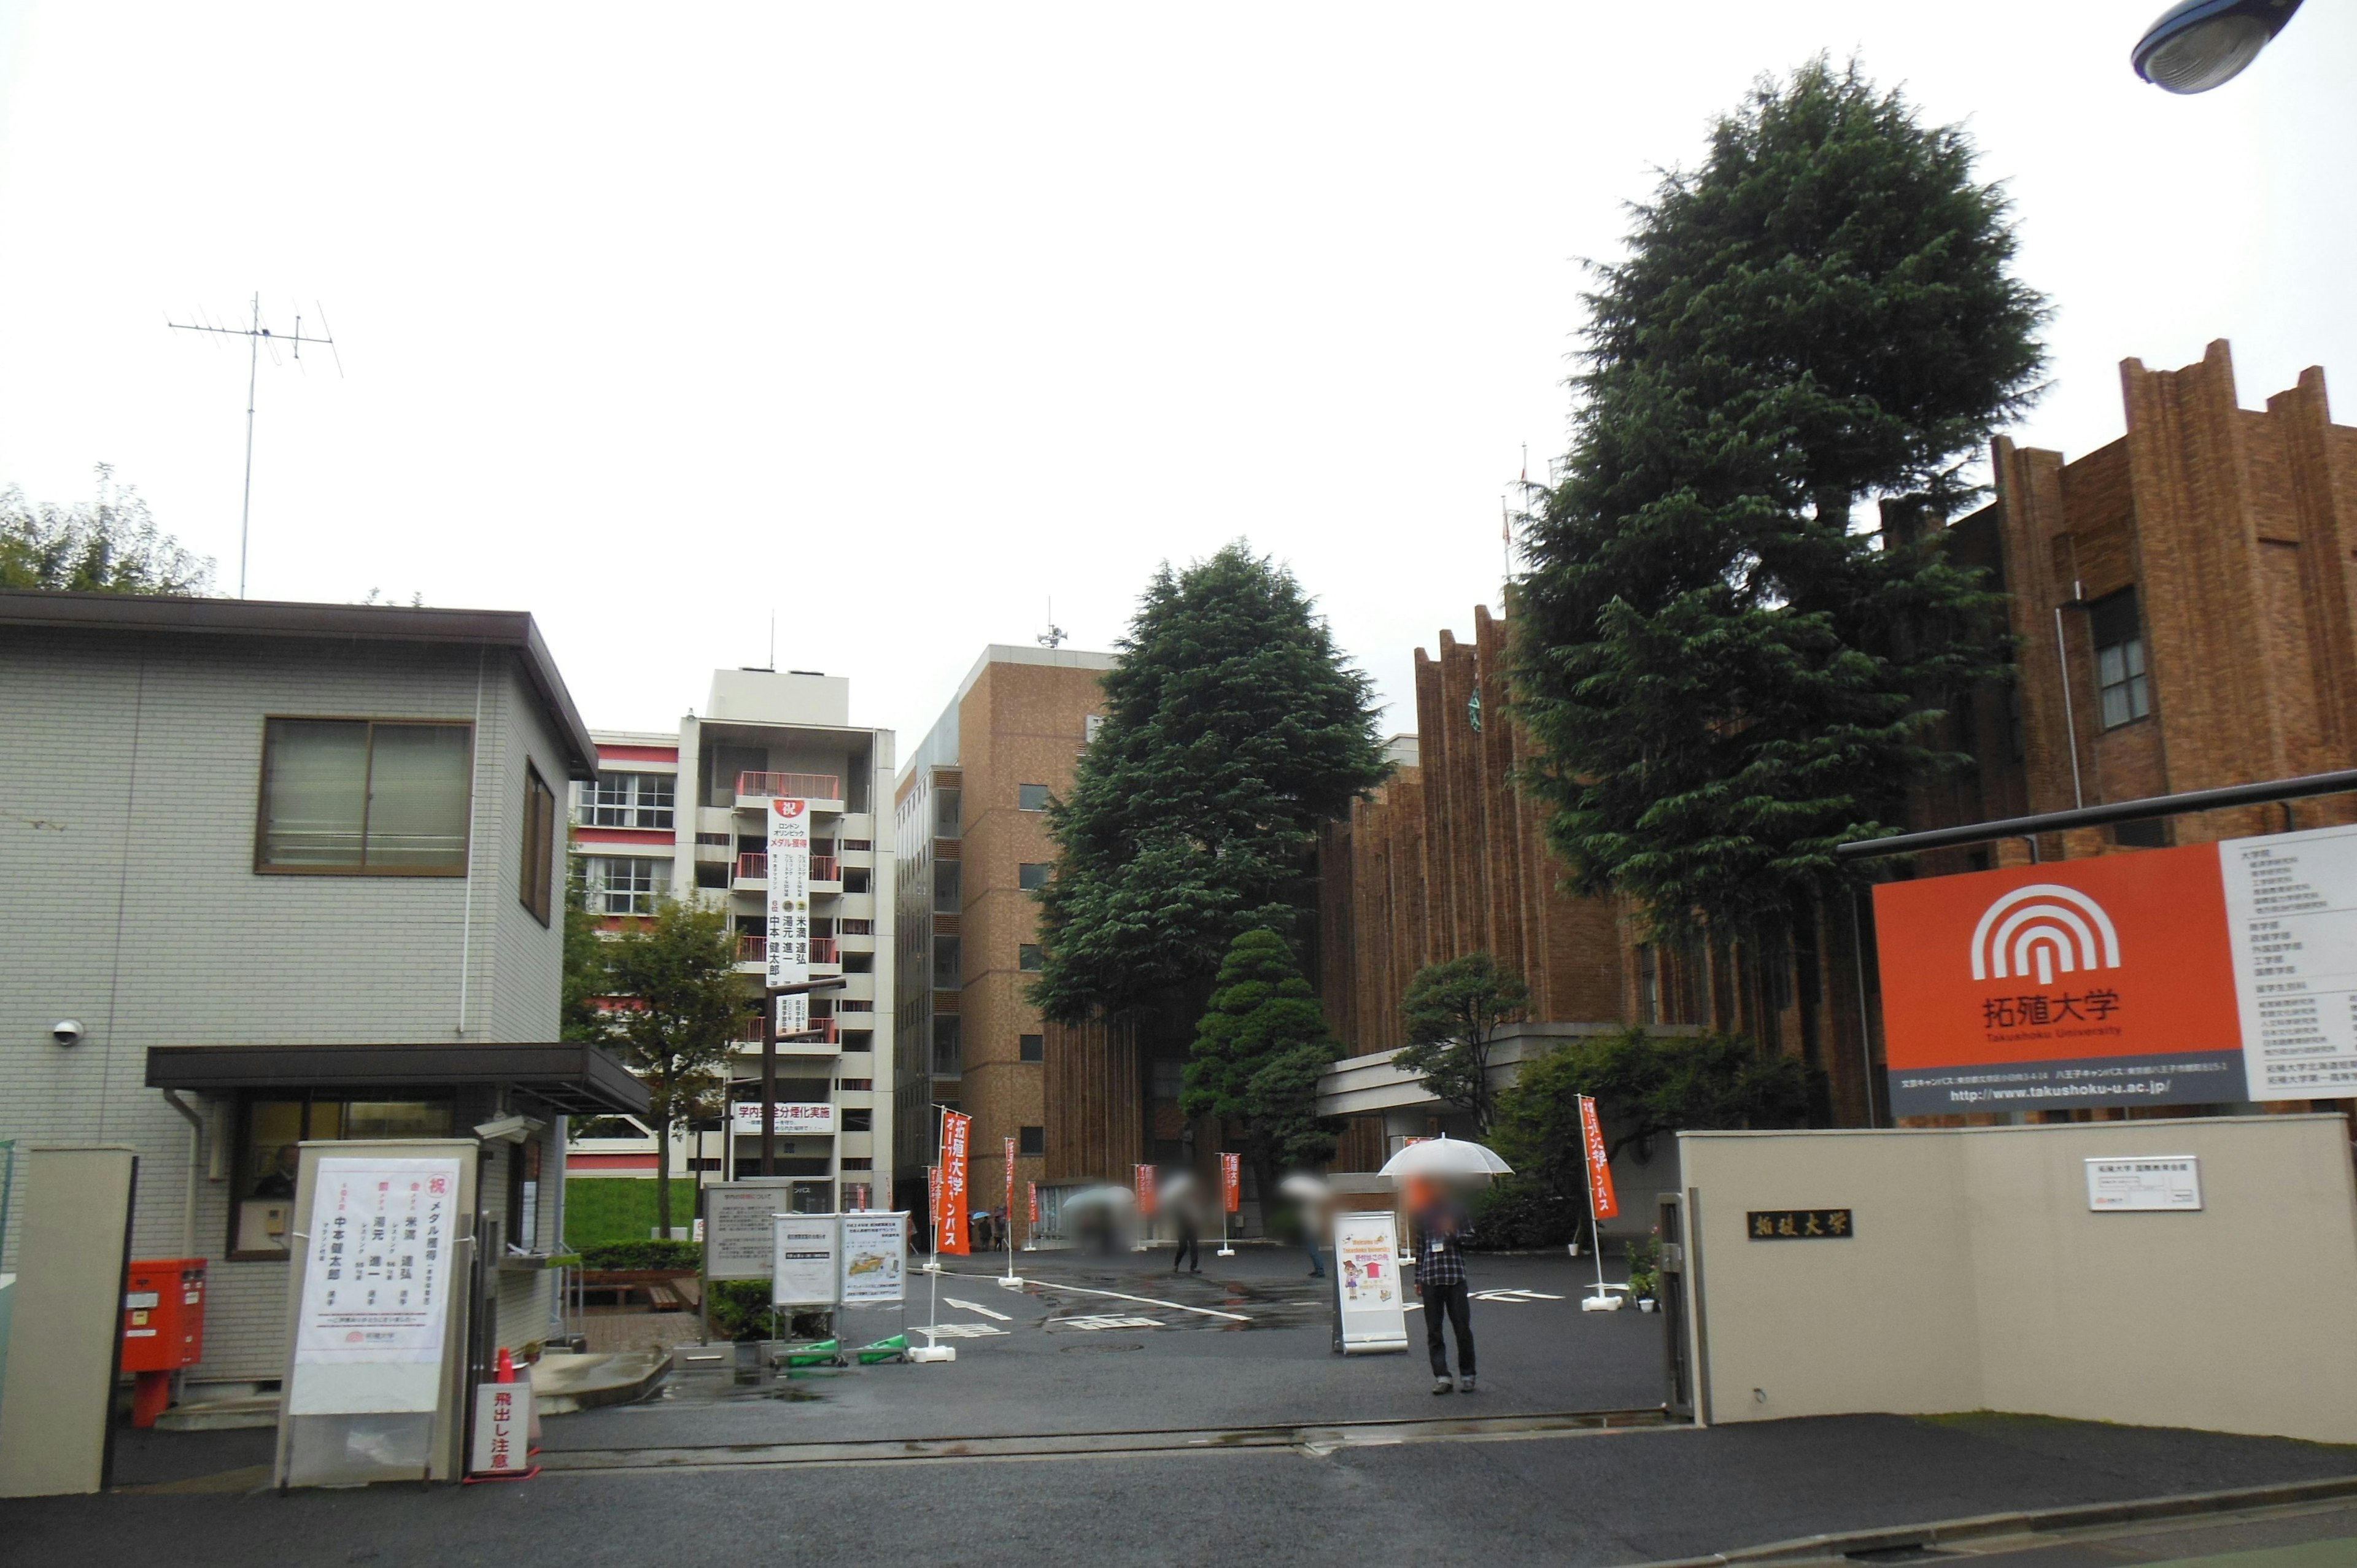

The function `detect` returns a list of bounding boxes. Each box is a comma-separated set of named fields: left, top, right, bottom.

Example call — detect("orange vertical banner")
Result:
left=1134, top=1163, right=1156, bottom=1218
left=1578, top=1095, right=1619, bottom=1221
left=927, top=1163, right=940, bottom=1249
left=1027, top=1181, right=1039, bottom=1227
left=1220, top=1152, right=1241, bottom=1215
left=938, top=1111, right=972, bottom=1254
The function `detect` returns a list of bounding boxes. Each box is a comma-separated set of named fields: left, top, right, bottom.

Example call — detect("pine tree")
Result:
left=1032, top=543, right=1387, bottom=1022
left=1183, top=929, right=1342, bottom=1194
left=1512, top=58, right=2045, bottom=949
left=1395, top=952, right=1531, bottom=1135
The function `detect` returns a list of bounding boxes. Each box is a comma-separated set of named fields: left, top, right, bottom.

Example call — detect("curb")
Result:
left=1634, top=1473, right=2357, bottom=1566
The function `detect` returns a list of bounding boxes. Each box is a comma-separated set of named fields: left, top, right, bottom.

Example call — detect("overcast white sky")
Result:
left=1, top=4, right=2350, bottom=746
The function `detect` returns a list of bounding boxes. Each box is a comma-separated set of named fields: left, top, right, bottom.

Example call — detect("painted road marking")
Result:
left=945, top=1297, right=1012, bottom=1321
left=1472, top=1288, right=1566, bottom=1303
left=919, top=1323, right=1008, bottom=1338
left=935, top=1266, right=1251, bottom=1323
left=1062, top=1315, right=1163, bottom=1331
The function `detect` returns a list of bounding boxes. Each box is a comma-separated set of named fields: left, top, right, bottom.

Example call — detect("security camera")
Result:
left=473, top=1113, right=546, bottom=1145
left=52, top=1019, right=85, bottom=1047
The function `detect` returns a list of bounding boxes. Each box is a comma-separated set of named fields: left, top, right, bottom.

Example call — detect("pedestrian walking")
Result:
left=1172, top=1194, right=1201, bottom=1273
left=1414, top=1195, right=1476, bottom=1394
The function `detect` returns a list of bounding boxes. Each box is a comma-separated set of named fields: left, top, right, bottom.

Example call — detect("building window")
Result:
left=934, top=1016, right=962, bottom=1075
left=1019, top=944, right=1043, bottom=971
left=579, top=771, right=675, bottom=829
left=1084, top=714, right=1105, bottom=743
left=257, top=719, right=472, bottom=874
left=934, top=935, right=962, bottom=988
left=1018, top=784, right=1051, bottom=811
left=586, top=855, right=670, bottom=916
left=842, top=1108, right=873, bottom=1132
left=935, top=787, right=962, bottom=833
left=520, top=763, right=556, bottom=925
left=1020, top=1033, right=1045, bottom=1063
left=839, top=1078, right=873, bottom=1092
left=842, top=1157, right=874, bottom=1172
left=934, top=860, right=962, bottom=913
left=2091, top=590, right=2151, bottom=728
left=231, top=1093, right=454, bottom=1257
left=1019, top=1126, right=1046, bottom=1157
left=1019, top=862, right=1050, bottom=892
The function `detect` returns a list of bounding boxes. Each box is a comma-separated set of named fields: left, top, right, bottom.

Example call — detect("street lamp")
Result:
left=2132, top=0, right=2304, bottom=93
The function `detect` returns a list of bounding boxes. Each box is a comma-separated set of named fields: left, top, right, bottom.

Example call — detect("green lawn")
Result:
left=562, top=1178, right=702, bottom=1248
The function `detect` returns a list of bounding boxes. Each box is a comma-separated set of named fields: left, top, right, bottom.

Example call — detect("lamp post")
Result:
left=760, top=976, right=847, bottom=1178
left=2132, top=0, right=2303, bottom=93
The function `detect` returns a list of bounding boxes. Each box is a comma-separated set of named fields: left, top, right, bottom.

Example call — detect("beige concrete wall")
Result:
left=1682, top=1116, right=2357, bottom=1443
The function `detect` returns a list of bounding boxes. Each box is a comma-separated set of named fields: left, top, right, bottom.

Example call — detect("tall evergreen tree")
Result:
left=1182, top=929, right=1342, bottom=1195
left=1032, top=543, right=1387, bottom=1022
left=1512, top=58, right=2045, bottom=950
left=1, top=467, right=214, bottom=594
left=1395, top=952, right=1531, bottom=1135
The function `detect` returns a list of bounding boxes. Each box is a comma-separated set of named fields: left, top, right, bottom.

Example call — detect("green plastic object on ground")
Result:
left=854, top=1334, right=907, bottom=1365
left=782, top=1338, right=840, bottom=1368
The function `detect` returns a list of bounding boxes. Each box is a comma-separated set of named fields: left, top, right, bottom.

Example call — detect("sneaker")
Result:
left=1460, top=1375, right=1477, bottom=1394
left=1432, top=1377, right=1454, bottom=1396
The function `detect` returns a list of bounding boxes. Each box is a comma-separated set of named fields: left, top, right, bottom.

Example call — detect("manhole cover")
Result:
left=1060, top=1342, right=1144, bottom=1353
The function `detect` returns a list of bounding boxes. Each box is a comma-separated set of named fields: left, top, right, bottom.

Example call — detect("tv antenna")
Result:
left=167, top=293, right=343, bottom=598
left=1037, top=597, right=1066, bottom=649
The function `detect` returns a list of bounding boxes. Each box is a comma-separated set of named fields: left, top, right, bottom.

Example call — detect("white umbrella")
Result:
left=1277, top=1173, right=1331, bottom=1202
left=1059, top=1184, right=1135, bottom=1212
left=1378, top=1134, right=1513, bottom=1180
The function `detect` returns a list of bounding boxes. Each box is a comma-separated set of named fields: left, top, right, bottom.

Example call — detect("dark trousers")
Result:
left=1424, top=1281, right=1475, bottom=1378
left=1173, top=1224, right=1199, bottom=1271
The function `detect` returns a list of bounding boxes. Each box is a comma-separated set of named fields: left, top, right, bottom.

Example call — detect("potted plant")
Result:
left=1624, top=1229, right=1663, bottom=1311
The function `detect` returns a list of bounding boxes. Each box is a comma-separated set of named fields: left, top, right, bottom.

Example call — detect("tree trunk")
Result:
left=653, top=1110, right=675, bottom=1237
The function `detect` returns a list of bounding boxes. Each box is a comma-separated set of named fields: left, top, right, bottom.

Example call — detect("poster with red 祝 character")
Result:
left=937, top=1111, right=972, bottom=1255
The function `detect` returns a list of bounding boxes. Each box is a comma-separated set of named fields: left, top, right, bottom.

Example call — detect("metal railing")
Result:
left=736, top=771, right=840, bottom=802
left=735, top=934, right=765, bottom=963
left=737, top=851, right=767, bottom=880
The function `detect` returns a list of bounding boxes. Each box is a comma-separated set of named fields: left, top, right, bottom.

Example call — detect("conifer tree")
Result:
left=1512, top=58, right=2046, bottom=950
left=1182, top=928, right=1342, bottom=1193
left=1032, top=543, right=1387, bottom=1023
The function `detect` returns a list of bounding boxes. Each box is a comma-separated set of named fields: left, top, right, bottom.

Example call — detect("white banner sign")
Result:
left=729, top=1102, right=836, bottom=1137
left=2221, top=822, right=2357, bottom=1100
left=773, top=1214, right=840, bottom=1307
left=1334, top=1210, right=1411, bottom=1354
left=2086, top=1155, right=2203, bottom=1211
left=765, top=797, right=811, bottom=998
left=840, top=1211, right=907, bottom=1304
left=291, top=1156, right=463, bottom=1413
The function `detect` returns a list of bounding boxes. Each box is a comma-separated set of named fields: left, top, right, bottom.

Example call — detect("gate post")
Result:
left=1657, top=1191, right=1694, bottom=1421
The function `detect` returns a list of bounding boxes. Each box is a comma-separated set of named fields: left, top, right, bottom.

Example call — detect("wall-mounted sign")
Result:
left=1746, top=1209, right=1854, bottom=1240
left=765, top=797, right=811, bottom=1026
left=728, top=1102, right=835, bottom=1137
left=1872, top=824, right=2357, bottom=1115
left=2085, top=1156, right=2202, bottom=1212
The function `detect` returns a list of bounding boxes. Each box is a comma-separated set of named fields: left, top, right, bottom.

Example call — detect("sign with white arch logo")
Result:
left=1873, top=822, right=2357, bottom=1115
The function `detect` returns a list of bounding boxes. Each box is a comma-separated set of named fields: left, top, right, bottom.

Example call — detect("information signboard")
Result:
left=2085, top=1156, right=2203, bottom=1211
left=1333, top=1211, right=1409, bottom=1354
left=839, top=1211, right=907, bottom=1303
left=1872, top=824, right=2357, bottom=1115
left=704, top=1180, right=794, bottom=1283
left=290, top=1156, right=463, bottom=1415
left=772, top=1214, right=840, bottom=1307
left=765, top=797, right=811, bottom=1033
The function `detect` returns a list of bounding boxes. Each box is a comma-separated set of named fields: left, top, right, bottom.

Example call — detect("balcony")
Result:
left=811, top=936, right=838, bottom=964
left=840, top=918, right=873, bottom=937
left=735, top=934, right=765, bottom=964
left=811, top=855, right=840, bottom=884
left=736, top=771, right=840, bottom=803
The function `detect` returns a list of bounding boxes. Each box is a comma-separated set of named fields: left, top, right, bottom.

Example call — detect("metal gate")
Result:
left=1657, top=1191, right=1694, bottom=1419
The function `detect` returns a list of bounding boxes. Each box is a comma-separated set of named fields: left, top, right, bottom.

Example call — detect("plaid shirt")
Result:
left=1414, top=1208, right=1470, bottom=1287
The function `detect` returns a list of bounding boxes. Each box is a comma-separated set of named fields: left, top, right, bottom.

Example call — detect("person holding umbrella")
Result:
left=1378, top=1135, right=1512, bottom=1396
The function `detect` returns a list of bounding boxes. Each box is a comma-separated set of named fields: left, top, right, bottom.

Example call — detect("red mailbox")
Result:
left=122, top=1257, right=207, bottom=1427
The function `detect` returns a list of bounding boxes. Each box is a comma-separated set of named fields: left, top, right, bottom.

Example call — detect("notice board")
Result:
left=1332, top=1211, right=1409, bottom=1354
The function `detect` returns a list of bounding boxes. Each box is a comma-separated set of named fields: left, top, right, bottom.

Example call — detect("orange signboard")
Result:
left=1577, top=1096, right=1618, bottom=1221
left=1220, top=1152, right=1241, bottom=1215
left=1872, top=841, right=2246, bottom=1114
left=937, top=1111, right=972, bottom=1255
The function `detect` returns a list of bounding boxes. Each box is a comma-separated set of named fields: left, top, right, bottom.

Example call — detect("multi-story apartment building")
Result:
left=892, top=645, right=1112, bottom=1230
left=567, top=666, right=896, bottom=1215
left=0, top=590, right=641, bottom=1405
left=1317, top=340, right=2357, bottom=1143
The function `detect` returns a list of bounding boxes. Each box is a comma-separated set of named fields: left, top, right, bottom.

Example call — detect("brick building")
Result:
left=892, top=645, right=1114, bottom=1235
left=1315, top=342, right=2357, bottom=1140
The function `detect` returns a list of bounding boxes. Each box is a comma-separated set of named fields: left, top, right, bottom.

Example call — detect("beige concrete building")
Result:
left=892, top=646, right=1113, bottom=1225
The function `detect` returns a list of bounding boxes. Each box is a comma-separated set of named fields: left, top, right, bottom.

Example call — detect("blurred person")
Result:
left=1171, top=1188, right=1202, bottom=1274
left=1414, top=1189, right=1476, bottom=1394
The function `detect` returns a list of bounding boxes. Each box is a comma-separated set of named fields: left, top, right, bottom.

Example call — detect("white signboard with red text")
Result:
left=289, top=1156, right=463, bottom=1415
left=765, top=796, right=812, bottom=1033
left=728, top=1102, right=837, bottom=1138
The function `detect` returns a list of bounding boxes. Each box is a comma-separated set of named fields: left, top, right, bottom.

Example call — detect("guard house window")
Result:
left=520, top=763, right=557, bottom=925
left=1019, top=1033, right=1045, bottom=1063
left=1019, top=862, right=1050, bottom=892
left=1019, top=1126, right=1046, bottom=1157
left=257, top=719, right=472, bottom=874
left=580, top=771, right=674, bottom=829
left=586, top=855, right=669, bottom=916
left=230, top=1093, right=454, bottom=1258
left=1018, top=784, right=1051, bottom=811
left=2091, top=590, right=2151, bottom=728
left=1019, top=943, right=1043, bottom=971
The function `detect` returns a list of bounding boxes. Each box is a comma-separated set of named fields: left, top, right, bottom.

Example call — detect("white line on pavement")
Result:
left=934, top=1267, right=1250, bottom=1322
left=945, top=1297, right=1012, bottom=1321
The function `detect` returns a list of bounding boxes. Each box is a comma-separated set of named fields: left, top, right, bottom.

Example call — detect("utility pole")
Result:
left=167, top=294, right=341, bottom=598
